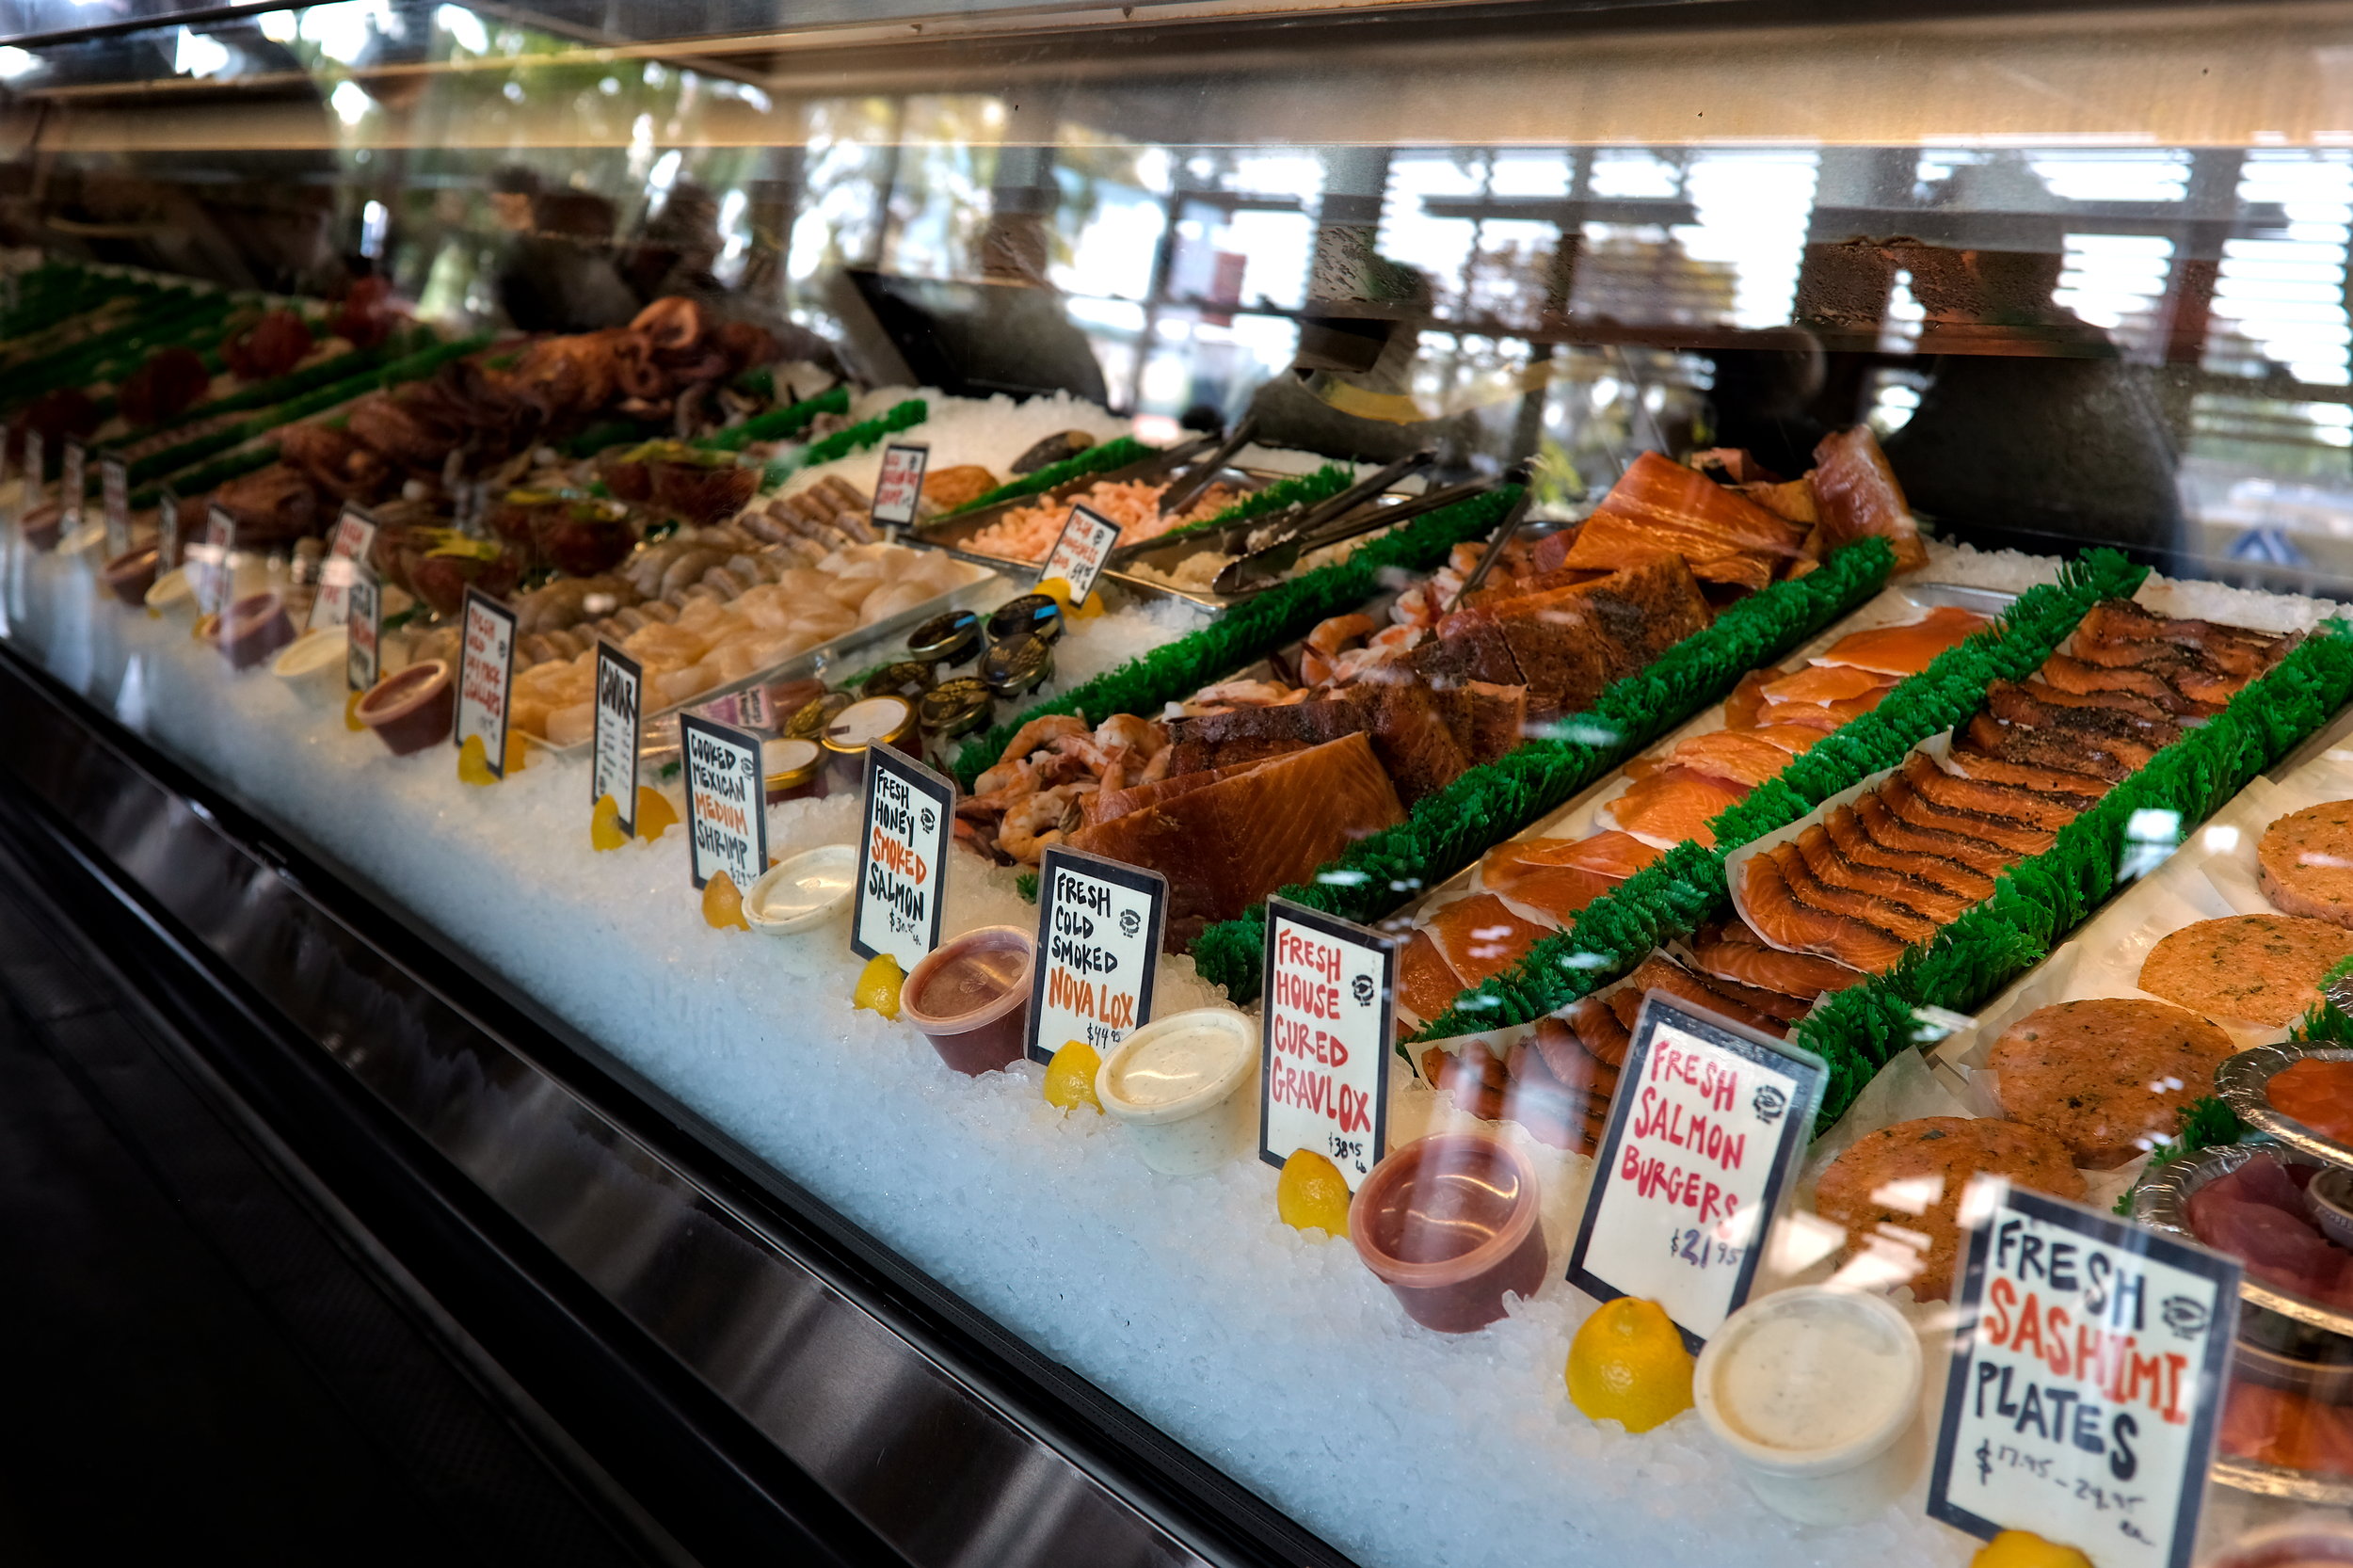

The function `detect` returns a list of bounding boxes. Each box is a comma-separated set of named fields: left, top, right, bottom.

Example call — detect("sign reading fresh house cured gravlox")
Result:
left=101, top=455, right=130, bottom=557
left=1026, top=846, right=1166, bottom=1064
left=1257, top=898, right=1393, bottom=1190
left=344, top=563, right=380, bottom=694
left=307, top=505, right=378, bottom=632
left=455, top=589, right=517, bottom=778
left=680, top=712, right=764, bottom=893
left=1929, top=1185, right=2239, bottom=1568
left=870, top=442, right=930, bottom=529
left=1036, top=503, right=1121, bottom=604
left=852, top=744, right=952, bottom=971
left=1566, top=993, right=1826, bottom=1349
left=592, top=642, right=643, bottom=839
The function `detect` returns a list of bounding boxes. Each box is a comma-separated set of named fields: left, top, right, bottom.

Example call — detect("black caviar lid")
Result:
left=906, top=608, right=981, bottom=664
left=981, top=632, right=1053, bottom=697
left=986, top=593, right=1063, bottom=646
left=919, top=676, right=993, bottom=738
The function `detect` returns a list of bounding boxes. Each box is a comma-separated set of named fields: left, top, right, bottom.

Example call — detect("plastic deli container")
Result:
left=761, top=737, right=826, bottom=806
left=744, top=844, right=856, bottom=935
left=1692, top=1286, right=1925, bottom=1526
left=18, top=503, right=62, bottom=552
left=270, top=624, right=350, bottom=707
left=99, top=544, right=160, bottom=607
left=217, top=591, right=296, bottom=670
left=1350, top=1133, right=1546, bottom=1334
left=355, top=660, right=456, bottom=755
left=1096, top=1008, right=1258, bottom=1175
left=901, top=926, right=1035, bottom=1076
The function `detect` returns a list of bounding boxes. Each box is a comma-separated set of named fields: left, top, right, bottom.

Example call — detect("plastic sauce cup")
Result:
left=1692, top=1286, right=1924, bottom=1527
left=1096, top=1007, right=1258, bottom=1175
left=1350, top=1133, right=1546, bottom=1334
left=901, top=926, right=1034, bottom=1076
left=356, top=660, right=456, bottom=756
left=99, top=544, right=159, bottom=607
left=217, top=590, right=296, bottom=670
left=271, top=624, right=349, bottom=706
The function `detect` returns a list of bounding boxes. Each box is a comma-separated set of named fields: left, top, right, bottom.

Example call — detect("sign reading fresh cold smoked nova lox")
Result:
left=1257, top=897, right=1393, bottom=1191
left=1027, top=845, right=1165, bottom=1064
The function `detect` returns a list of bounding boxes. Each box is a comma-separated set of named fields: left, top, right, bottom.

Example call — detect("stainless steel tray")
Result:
left=2218, top=1043, right=2353, bottom=1168
left=520, top=568, right=1008, bottom=760
left=2134, top=1140, right=2353, bottom=1337
left=1103, top=485, right=1435, bottom=614
left=910, top=448, right=1269, bottom=576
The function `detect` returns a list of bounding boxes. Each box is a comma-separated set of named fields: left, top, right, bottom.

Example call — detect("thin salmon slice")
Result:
left=1962, top=712, right=2134, bottom=784
left=1791, top=823, right=1979, bottom=922
left=1983, top=681, right=2167, bottom=766
left=1566, top=996, right=1633, bottom=1065
left=2074, top=600, right=2286, bottom=677
left=1823, top=804, right=1998, bottom=900
left=1898, top=752, right=2087, bottom=833
left=1480, top=830, right=1660, bottom=922
left=2038, top=652, right=2217, bottom=718
left=1750, top=724, right=1827, bottom=756
left=1598, top=766, right=1749, bottom=848
left=1723, top=669, right=1772, bottom=730
left=1880, top=774, right=2057, bottom=856
left=1689, top=926, right=1867, bottom=1000
left=1668, top=729, right=1803, bottom=789
left=1765, top=842, right=1943, bottom=942
left=1398, top=928, right=1467, bottom=1024
left=1423, top=893, right=1551, bottom=987
left=1812, top=605, right=1989, bottom=677
left=1761, top=663, right=1895, bottom=706
left=1937, top=743, right=2112, bottom=804
left=1735, top=851, right=1913, bottom=972
left=1853, top=789, right=2022, bottom=875
left=1607, top=953, right=1791, bottom=1038
left=1756, top=688, right=1893, bottom=732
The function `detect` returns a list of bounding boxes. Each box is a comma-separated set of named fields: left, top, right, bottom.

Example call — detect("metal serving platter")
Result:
left=2219, top=1043, right=2353, bottom=1168
left=2134, top=1140, right=2353, bottom=1336
left=911, top=446, right=1269, bottom=575
left=520, top=567, right=1009, bottom=760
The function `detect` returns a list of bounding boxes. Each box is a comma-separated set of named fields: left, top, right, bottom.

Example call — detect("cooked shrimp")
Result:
left=1183, top=679, right=1298, bottom=714
left=1306, top=613, right=1379, bottom=656
left=971, top=756, right=1041, bottom=802
left=996, top=713, right=1089, bottom=766
left=1095, top=712, right=1165, bottom=756
left=998, top=783, right=1092, bottom=863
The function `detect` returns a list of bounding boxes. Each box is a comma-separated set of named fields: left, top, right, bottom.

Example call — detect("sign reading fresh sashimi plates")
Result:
left=345, top=563, right=380, bottom=694
left=1566, top=993, right=1825, bottom=1350
left=871, top=442, right=930, bottom=530
left=680, top=712, right=764, bottom=894
left=1928, top=1186, right=2238, bottom=1568
left=307, top=505, right=378, bottom=632
left=101, top=456, right=130, bottom=557
left=1036, top=503, right=1121, bottom=604
left=455, top=588, right=517, bottom=779
left=1026, top=845, right=1166, bottom=1064
left=1257, top=898, right=1393, bottom=1190
left=592, top=642, right=644, bottom=839
left=852, top=744, right=952, bottom=972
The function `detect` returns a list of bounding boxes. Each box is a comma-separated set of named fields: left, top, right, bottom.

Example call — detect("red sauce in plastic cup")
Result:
left=901, top=926, right=1034, bottom=1076
left=217, top=590, right=295, bottom=670
left=100, top=544, right=159, bottom=607
left=356, top=660, right=456, bottom=756
left=1350, top=1132, right=1547, bottom=1334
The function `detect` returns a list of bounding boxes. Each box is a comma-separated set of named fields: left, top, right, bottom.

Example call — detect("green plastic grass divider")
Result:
left=1407, top=548, right=2149, bottom=1039
left=1789, top=620, right=2353, bottom=1131
left=952, top=484, right=1523, bottom=793
left=1193, top=537, right=1898, bottom=1004
left=758, top=397, right=926, bottom=489
left=698, top=383, right=850, bottom=453
left=945, top=436, right=1158, bottom=516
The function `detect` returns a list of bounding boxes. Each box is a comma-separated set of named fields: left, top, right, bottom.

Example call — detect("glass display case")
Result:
left=8, top=2, right=2353, bottom=1564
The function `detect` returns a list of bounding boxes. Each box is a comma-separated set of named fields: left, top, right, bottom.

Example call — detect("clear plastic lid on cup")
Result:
left=900, top=926, right=1035, bottom=1077
left=1349, top=1132, right=1546, bottom=1334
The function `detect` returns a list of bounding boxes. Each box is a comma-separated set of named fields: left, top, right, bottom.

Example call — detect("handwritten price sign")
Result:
left=1929, top=1186, right=2238, bottom=1568
left=1257, top=898, right=1393, bottom=1189
left=455, top=589, right=518, bottom=778
left=680, top=712, right=764, bottom=892
left=852, top=744, right=952, bottom=971
left=1566, top=992, right=1825, bottom=1349
left=307, top=505, right=378, bottom=632
left=1036, top=503, right=1122, bottom=604
left=1026, top=846, right=1165, bottom=1064
left=871, top=442, right=930, bottom=529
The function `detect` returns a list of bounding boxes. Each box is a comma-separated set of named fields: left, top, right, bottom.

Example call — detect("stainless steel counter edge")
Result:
left=0, top=639, right=1350, bottom=1568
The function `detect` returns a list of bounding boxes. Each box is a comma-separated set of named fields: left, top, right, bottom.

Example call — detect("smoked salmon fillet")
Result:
left=1735, top=850, right=1914, bottom=972
left=1597, top=766, right=1748, bottom=848
left=1822, top=804, right=1998, bottom=901
left=1667, top=729, right=1811, bottom=789
left=1853, top=788, right=2022, bottom=875
left=1689, top=922, right=1866, bottom=1000
left=1810, top=427, right=1929, bottom=572
left=1790, top=823, right=1979, bottom=922
left=1811, top=605, right=1987, bottom=677
left=1763, top=842, right=1943, bottom=943
left=1479, top=830, right=1661, bottom=923
left=1423, top=893, right=1552, bottom=986
left=1760, top=663, right=1896, bottom=706
left=1897, top=752, right=2086, bottom=833
left=1398, top=928, right=1466, bottom=1024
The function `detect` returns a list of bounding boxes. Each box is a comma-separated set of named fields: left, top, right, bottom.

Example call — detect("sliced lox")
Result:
left=2074, top=600, right=2288, bottom=678
left=1879, top=773, right=2057, bottom=856
left=2066, top=637, right=2255, bottom=707
left=1668, top=729, right=1806, bottom=789
left=1604, top=952, right=1792, bottom=1038
left=1688, top=920, right=1867, bottom=1000
left=1597, top=765, right=1748, bottom=849
left=1790, top=822, right=1979, bottom=923
left=1759, top=663, right=1894, bottom=706
left=1983, top=681, right=2167, bottom=767
left=2037, top=651, right=2217, bottom=718
left=1937, top=742, right=2112, bottom=805
left=1810, top=604, right=1988, bottom=677
left=1735, top=849, right=1914, bottom=972
left=1852, top=787, right=2022, bottom=876
left=1962, top=712, right=2135, bottom=784
left=1423, top=892, right=1552, bottom=987
left=1898, top=751, right=2087, bottom=833
left=1764, top=841, right=1943, bottom=943
left=1823, top=803, right=2000, bottom=902
left=2008, top=677, right=2181, bottom=735
left=1398, top=927, right=1466, bottom=1024
left=1757, top=692, right=1885, bottom=733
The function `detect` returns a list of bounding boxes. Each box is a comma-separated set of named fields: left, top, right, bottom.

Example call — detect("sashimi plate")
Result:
left=2135, top=1139, right=2353, bottom=1336
left=2220, top=1043, right=2353, bottom=1171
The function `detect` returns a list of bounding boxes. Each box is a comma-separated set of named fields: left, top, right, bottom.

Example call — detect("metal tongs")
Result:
left=1155, top=413, right=1258, bottom=518
left=1212, top=469, right=1488, bottom=597
left=1442, top=465, right=1535, bottom=613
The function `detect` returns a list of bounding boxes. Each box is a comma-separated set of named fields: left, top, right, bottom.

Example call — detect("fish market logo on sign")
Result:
left=1928, top=1186, right=2240, bottom=1568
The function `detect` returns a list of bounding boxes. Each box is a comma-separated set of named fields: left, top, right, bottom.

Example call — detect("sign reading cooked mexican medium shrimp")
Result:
left=1036, top=503, right=1121, bottom=604
left=1929, top=1185, right=2238, bottom=1568
left=680, top=712, right=764, bottom=894
left=1566, top=993, right=1825, bottom=1349
left=455, top=589, right=517, bottom=778
left=1258, top=898, right=1393, bottom=1190
left=307, top=505, right=378, bottom=632
left=344, top=564, right=380, bottom=694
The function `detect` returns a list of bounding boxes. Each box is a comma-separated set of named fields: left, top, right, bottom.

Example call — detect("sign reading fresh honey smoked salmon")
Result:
left=680, top=712, right=764, bottom=894
left=592, top=642, right=643, bottom=840
left=870, top=442, right=929, bottom=530
left=1025, top=845, right=1165, bottom=1065
left=1929, top=1185, right=2238, bottom=1568
left=1566, top=993, right=1825, bottom=1350
left=1257, top=898, right=1393, bottom=1191
left=852, top=743, right=952, bottom=971
left=455, top=588, right=518, bottom=779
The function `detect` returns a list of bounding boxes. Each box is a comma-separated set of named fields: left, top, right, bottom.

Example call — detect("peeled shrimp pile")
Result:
left=954, top=714, right=1174, bottom=864
left=958, top=478, right=1241, bottom=563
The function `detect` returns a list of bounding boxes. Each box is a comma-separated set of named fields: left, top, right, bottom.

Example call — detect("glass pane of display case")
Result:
left=7, top=4, right=2353, bottom=1566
